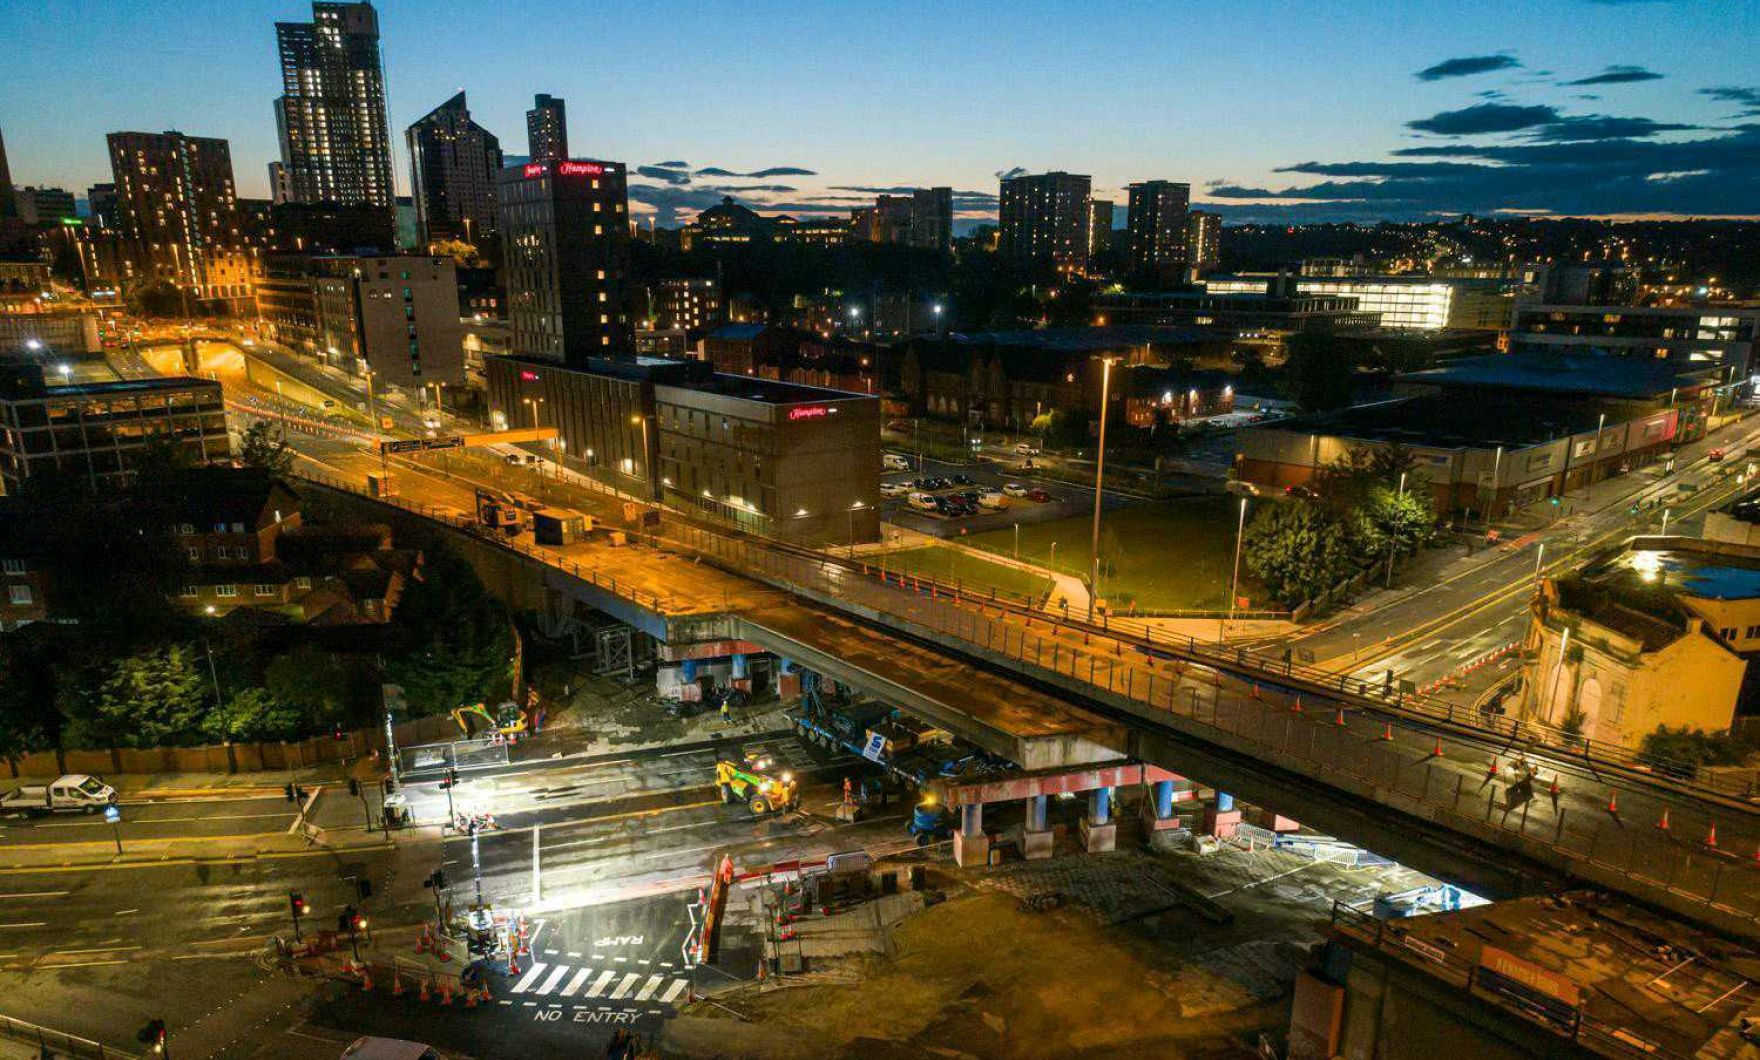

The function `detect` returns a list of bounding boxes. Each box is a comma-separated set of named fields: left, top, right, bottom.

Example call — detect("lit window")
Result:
left=216, top=584, right=237, bottom=598
left=8, top=585, right=31, bottom=606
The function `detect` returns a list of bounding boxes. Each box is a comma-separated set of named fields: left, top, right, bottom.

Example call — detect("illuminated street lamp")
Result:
left=1088, top=357, right=1117, bottom=622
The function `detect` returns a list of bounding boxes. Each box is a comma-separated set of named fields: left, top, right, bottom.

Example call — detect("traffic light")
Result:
left=289, top=890, right=309, bottom=918
left=136, top=1018, right=166, bottom=1053
left=338, top=905, right=356, bottom=934
left=422, top=869, right=448, bottom=891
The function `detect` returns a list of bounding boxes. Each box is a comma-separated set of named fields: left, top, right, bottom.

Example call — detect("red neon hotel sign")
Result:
left=523, top=161, right=607, bottom=179
left=519, top=370, right=541, bottom=382
left=787, top=405, right=836, bottom=421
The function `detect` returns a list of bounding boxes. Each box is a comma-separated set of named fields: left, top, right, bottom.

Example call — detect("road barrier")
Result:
left=0, top=1013, right=136, bottom=1059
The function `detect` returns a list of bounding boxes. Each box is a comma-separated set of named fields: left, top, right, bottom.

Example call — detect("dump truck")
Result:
left=532, top=508, right=591, bottom=546
left=1, top=774, right=118, bottom=815
left=714, top=756, right=799, bottom=816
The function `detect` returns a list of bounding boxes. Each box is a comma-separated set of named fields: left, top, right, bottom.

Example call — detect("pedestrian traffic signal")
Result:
left=423, top=869, right=449, bottom=890
left=289, top=890, right=309, bottom=918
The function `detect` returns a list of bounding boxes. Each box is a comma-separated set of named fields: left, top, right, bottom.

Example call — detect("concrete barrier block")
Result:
left=1022, top=829, right=1054, bottom=861
left=953, top=829, right=991, bottom=868
left=1079, top=818, right=1116, bottom=853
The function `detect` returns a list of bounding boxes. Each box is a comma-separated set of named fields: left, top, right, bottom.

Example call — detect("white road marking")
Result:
left=583, top=970, right=617, bottom=998
left=567, top=951, right=583, bottom=958
left=0, top=892, right=67, bottom=899
left=534, top=964, right=569, bottom=995
left=510, top=961, right=548, bottom=993
left=560, top=968, right=593, bottom=996
left=0, top=923, right=46, bottom=929
left=660, top=979, right=689, bottom=1004
left=634, top=976, right=663, bottom=1001
left=610, top=973, right=641, bottom=1000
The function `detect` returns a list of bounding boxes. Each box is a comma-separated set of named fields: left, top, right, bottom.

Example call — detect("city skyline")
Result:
left=2, top=0, right=1758, bottom=230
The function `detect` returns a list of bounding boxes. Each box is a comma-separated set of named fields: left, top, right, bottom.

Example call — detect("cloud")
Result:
left=1406, top=103, right=1560, bottom=135
left=636, top=165, right=692, bottom=185
left=654, top=161, right=689, bottom=169
left=1566, top=65, right=1664, bottom=85
left=1525, top=114, right=1697, bottom=141
left=1416, top=54, right=1521, bottom=81
left=995, top=166, right=1027, bottom=181
left=1700, top=86, right=1760, bottom=117
left=831, top=185, right=918, bottom=194
left=694, top=166, right=816, bottom=178
left=698, top=183, right=797, bottom=193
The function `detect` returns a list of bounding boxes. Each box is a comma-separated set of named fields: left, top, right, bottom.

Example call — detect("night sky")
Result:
left=4, top=0, right=1756, bottom=226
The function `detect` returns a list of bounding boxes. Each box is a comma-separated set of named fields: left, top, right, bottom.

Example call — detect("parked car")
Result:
left=1003, top=482, right=1029, bottom=497
left=909, top=492, right=939, bottom=511
left=882, top=453, right=911, bottom=471
left=950, top=474, right=974, bottom=486
left=1014, top=442, right=1041, bottom=455
left=1710, top=447, right=1727, bottom=462
left=977, top=489, right=1007, bottom=509
left=1026, top=488, right=1053, bottom=502
left=880, top=481, right=909, bottom=497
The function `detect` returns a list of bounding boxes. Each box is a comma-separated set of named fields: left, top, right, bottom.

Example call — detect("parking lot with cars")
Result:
left=878, top=452, right=1126, bottom=537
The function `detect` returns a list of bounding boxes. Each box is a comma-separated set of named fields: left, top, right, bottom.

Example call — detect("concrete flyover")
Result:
left=299, top=469, right=1760, bottom=941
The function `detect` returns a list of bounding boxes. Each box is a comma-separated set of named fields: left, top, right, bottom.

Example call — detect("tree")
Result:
left=61, top=645, right=209, bottom=748
left=1284, top=331, right=1355, bottom=413
left=1639, top=725, right=1750, bottom=769
left=203, top=688, right=305, bottom=743
left=1243, top=500, right=1356, bottom=606
left=1316, top=444, right=1436, bottom=565
left=1347, top=483, right=1436, bottom=565
left=239, top=420, right=296, bottom=478
left=264, top=642, right=365, bottom=727
left=381, top=545, right=515, bottom=717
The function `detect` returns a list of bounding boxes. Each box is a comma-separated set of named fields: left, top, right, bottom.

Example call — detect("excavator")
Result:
left=714, top=753, right=799, bottom=816
left=451, top=702, right=528, bottom=740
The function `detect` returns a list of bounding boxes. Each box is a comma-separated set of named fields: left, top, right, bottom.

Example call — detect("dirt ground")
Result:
left=704, top=886, right=1285, bottom=1058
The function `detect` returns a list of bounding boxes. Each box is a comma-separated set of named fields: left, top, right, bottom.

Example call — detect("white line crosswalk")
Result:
left=508, top=959, right=693, bottom=1010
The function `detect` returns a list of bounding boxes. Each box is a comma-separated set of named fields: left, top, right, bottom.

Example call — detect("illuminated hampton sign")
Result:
left=523, top=161, right=608, bottom=179
left=787, top=405, right=839, bottom=421
left=519, top=370, right=542, bottom=382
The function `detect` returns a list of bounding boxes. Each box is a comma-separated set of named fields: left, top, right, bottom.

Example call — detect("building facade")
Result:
left=324, top=255, right=464, bottom=388
left=1206, top=273, right=1516, bottom=332
left=909, top=187, right=952, bottom=253
left=14, top=187, right=76, bottom=226
left=526, top=94, right=568, bottom=164
left=1187, top=210, right=1221, bottom=275
left=999, top=171, right=1091, bottom=273
left=497, top=159, right=633, bottom=364
left=405, top=91, right=502, bottom=248
left=1510, top=303, right=1760, bottom=372
left=1126, top=180, right=1191, bottom=280
left=0, top=365, right=228, bottom=494
left=1086, top=199, right=1113, bottom=261
left=105, top=130, right=259, bottom=312
left=648, top=277, right=724, bottom=333
left=273, top=1, right=395, bottom=209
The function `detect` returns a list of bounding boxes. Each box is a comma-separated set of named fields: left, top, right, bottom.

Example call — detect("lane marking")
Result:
left=510, top=961, right=548, bottom=993
left=0, top=892, right=68, bottom=899
left=610, top=973, right=640, bottom=1000
left=0, top=923, right=47, bottom=929
left=660, top=979, right=689, bottom=1004
left=634, top=976, right=663, bottom=1002
left=583, top=970, right=616, bottom=998
left=534, top=964, right=569, bottom=995
left=560, top=968, right=593, bottom=997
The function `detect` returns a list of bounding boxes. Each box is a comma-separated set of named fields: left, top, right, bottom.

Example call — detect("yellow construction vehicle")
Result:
left=451, top=702, right=528, bottom=739
left=715, top=755, right=799, bottom=816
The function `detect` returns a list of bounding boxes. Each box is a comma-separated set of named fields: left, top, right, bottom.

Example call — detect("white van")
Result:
left=908, top=492, right=939, bottom=511
left=882, top=453, right=911, bottom=471
left=977, top=489, right=1007, bottom=510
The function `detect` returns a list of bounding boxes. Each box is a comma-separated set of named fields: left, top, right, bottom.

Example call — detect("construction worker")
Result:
left=842, top=776, right=853, bottom=806
left=720, top=694, right=733, bottom=723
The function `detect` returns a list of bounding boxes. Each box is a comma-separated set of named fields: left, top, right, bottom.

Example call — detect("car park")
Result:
left=1003, top=482, right=1029, bottom=497
left=950, top=474, right=974, bottom=486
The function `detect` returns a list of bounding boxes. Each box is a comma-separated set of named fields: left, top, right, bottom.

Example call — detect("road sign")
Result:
left=427, top=435, right=465, bottom=450
left=384, top=439, right=424, bottom=454
left=861, top=732, right=887, bottom=763
left=383, top=436, right=465, bottom=455
left=103, top=805, right=120, bottom=824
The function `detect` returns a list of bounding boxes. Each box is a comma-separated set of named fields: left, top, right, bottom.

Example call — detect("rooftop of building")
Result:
left=0, top=363, right=220, bottom=401
left=951, top=325, right=1230, bottom=353
left=1332, top=891, right=1758, bottom=1059
left=498, top=352, right=873, bottom=404
left=1584, top=538, right=1760, bottom=605
left=161, top=467, right=301, bottom=529
left=705, top=322, right=770, bottom=342
left=1718, top=488, right=1760, bottom=526
left=1516, top=302, right=1760, bottom=319
left=1403, top=350, right=1719, bottom=400
left=1271, top=393, right=1616, bottom=451
left=673, top=372, right=876, bottom=405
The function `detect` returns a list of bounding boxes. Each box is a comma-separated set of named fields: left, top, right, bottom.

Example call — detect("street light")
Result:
left=848, top=500, right=866, bottom=558
left=1088, top=356, right=1116, bottom=622
left=1228, top=496, right=1248, bottom=624
left=630, top=413, right=650, bottom=495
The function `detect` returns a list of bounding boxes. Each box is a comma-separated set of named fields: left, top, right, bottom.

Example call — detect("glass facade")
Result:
left=0, top=378, right=228, bottom=492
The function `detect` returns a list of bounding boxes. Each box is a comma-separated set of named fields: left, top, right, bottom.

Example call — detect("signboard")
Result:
left=385, top=439, right=424, bottom=454
left=103, top=805, right=121, bottom=824
left=382, top=436, right=465, bottom=454
left=523, top=161, right=607, bottom=179
left=787, top=405, right=836, bottom=421
left=519, top=370, right=542, bottom=382
left=1478, top=945, right=1581, bottom=1009
left=861, top=732, right=888, bottom=763
left=426, top=436, right=465, bottom=450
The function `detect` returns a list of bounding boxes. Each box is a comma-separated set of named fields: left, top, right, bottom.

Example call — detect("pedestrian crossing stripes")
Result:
left=510, top=961, right=691, bottom=1008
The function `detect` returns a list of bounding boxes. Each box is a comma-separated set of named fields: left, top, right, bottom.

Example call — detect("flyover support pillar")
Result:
left=1204, top=790, right=1242, bottom=839
left=1142, top=778, right=1187, bottom=851
left=1080, top=786, right=1116, bottom=853
left=954, top=801, right=991, bottom=868
left=1022, top=794, right=1053, bottom=861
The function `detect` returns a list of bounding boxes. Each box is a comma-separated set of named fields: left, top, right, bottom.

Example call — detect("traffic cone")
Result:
left=391, top=969, right=405, bottom=996
left=1381, top=723, right=1393, bottom=741
left=1706, top=823, right=1718, bottom=848
left=756, top=957, right=767, bottom=983
left=439, top=982, right=453, bottom=1006
left=415, top=924, right=430, bottom=954
left=1656, top=809, right=1671, bottom=831
left=1290, top=696, right=1303, bottom=714
left=479, top=984, right=492, bottom=1003
left=1486, top=757, right=1499, bottom=780
left=1606, top=790, right=1619, bottom=815
left=507, top=952, right=521, bottom=978
left=463, top=984, right=477, bottom=1008
left=1431, top=737, right=1444, bottom=757
left=418, top=978, right=430, bottom=1002
left=1335, top=707, right=1347, bottom=727
left=1548, top=776, right=1562, bottom=798
left=359, top=967, right=374, bottom=992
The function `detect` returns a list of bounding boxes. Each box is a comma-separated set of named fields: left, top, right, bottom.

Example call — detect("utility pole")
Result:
left=1088, top=357, right=1115, bottom=622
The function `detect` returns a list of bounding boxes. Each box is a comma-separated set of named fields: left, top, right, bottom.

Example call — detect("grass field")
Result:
left=963, top=495, right=1269, bottom=612
left=875, top=546, right=1055, bottom=604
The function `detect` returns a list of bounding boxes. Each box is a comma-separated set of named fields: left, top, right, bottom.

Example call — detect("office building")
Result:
left=851, top=194, right=912, bottom=244
left=1187, top=210, right=1221, bottom=275
left=1509, top=303, right=1760, bottom=372
left=1206, top=273, right=1515, bottom=332
left=267, top=161, right=293, bottom=205
left=998, top=171, right=1091, bottom=273
left=497, top=157, right=633, bottom=363
left=648, top=277, right=724, bottom=333
left=0, top=127, right=13, bottom=219
left=405, top=91, right=503, bottom=248
left=484, top=354, right=880, bottom=547
left=273, top=1, right=395, bottom=209
left=0, top=364, right=228, bottom=494
left=909, top=187, right=952, bottom=253
left=526, top=94, right=568, bottom=164
left=14, top=187, right=76, bottom=226
left=1086, top=198, right=1113, bottom=260
left=320, top=254, right=464, bottom=388
left=85, top=183, right=119, bottom=229
left=1126, top=180, right=1191, bottom=280
left=106, top=130, right=259, bottom=312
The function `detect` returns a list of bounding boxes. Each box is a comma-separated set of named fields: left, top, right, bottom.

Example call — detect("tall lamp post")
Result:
left=1384, top=471, right=1407, bottom=589
left=631, top=414, right=650, bottom=498
left=1228, top=496, right=1248, bottom=620
left=1087, top=357, right=1116, bottom=622
left=364, top=369, right=389, bottom=479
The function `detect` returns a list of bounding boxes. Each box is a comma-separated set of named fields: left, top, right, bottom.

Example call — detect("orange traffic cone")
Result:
left=1548, top=776, right=1562, bottom=798
left=391, top=969, right=405, bottom=996
left=415, top=924, right=430, bottom=954
left=1656, top=809, right=1671, bottom=831
left=1606, top=790, right=1619, bottom=815
left=359, top=967, right=373, bottom=992
left=1706, top=823, right=1719, bottom=848
left=463, top=985, right=477, bottom=1008
left=418, top=978, right=430, bottom=1003
left=1381, top=723, right=1393, bottom=742
left=1335, top=707, right=1347, bottom=727
left=439, top=982, right=453, bottom=1006
left=1431, top=737, right=1444, bottom=757
left=1486, top=757, right=1499, bottom=780
left=479, top=984, right=492, bottom=1003
left=507, top=952, right=521, bottom=978
left=1291, top=696, right=1303, bottom=714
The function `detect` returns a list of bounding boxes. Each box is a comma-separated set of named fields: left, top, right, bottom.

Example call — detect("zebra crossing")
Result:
left=507, top=959, right=691, bottom=1009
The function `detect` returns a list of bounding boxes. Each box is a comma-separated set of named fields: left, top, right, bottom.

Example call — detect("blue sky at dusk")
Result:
left=3, top=0, right=1757, bottom=226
